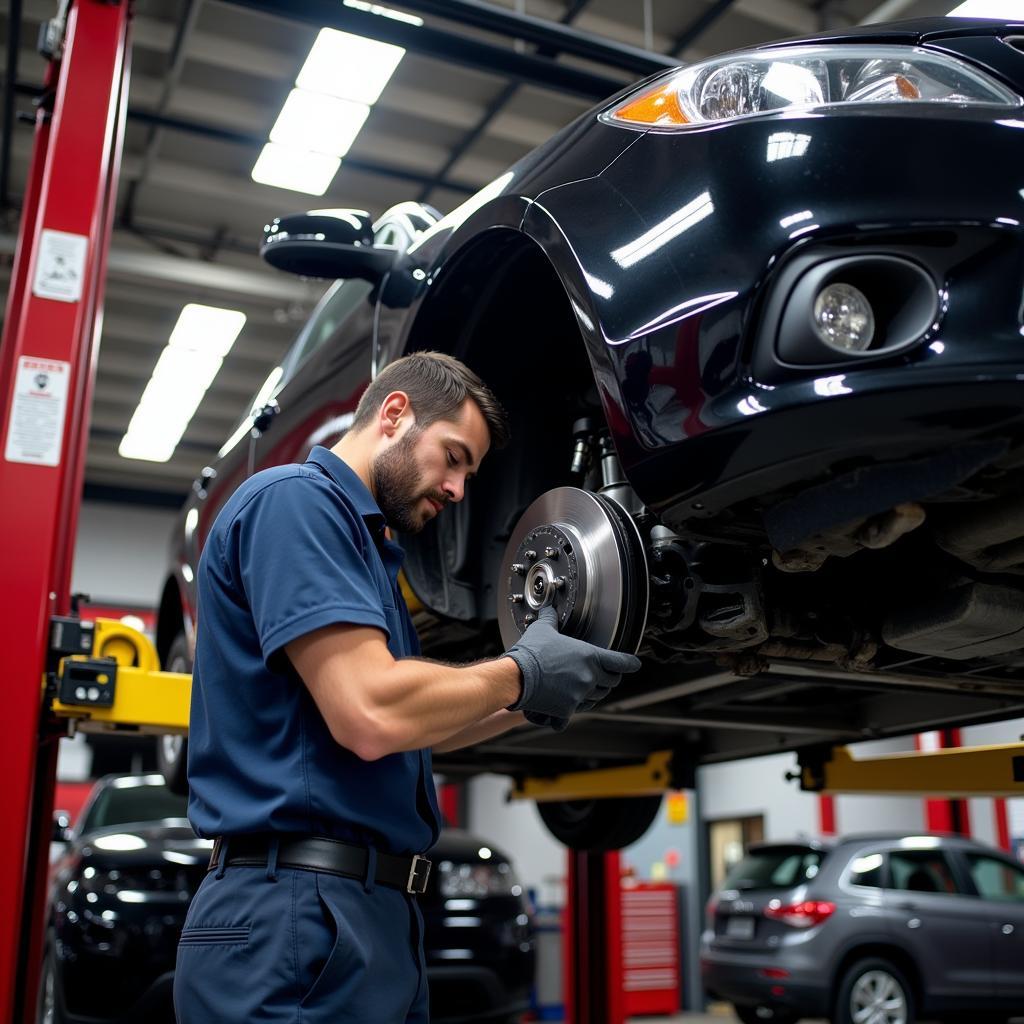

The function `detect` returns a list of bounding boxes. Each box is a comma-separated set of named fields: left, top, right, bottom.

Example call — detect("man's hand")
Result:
left=505, top=606, right=641, bottom=725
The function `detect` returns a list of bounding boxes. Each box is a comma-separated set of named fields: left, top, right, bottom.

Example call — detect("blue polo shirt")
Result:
left=186, top=446, right=441, bottom=855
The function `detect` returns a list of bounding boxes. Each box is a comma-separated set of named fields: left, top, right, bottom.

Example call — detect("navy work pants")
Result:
left=174, top=856, right=429, bottom=1023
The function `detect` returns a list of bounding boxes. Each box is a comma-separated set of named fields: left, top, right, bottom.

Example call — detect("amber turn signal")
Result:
left=609, top=80, right=689, bottom=127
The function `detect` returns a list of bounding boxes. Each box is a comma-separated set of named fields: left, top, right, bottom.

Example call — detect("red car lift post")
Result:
left=563, top=850, right=625, bottom=1024
left=0, top=3, right=129, bottom=1020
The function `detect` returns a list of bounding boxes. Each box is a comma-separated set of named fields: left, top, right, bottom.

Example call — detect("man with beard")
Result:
left=174, top=351, right=640, bottom=1024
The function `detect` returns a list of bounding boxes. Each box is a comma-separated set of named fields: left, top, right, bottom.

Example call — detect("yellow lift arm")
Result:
left=510, top=740, right=1024, bottom=804
left=795, top=743, right=1024, bottom=799
left=48, top=617, right=190, bottom=734
left=511, top=750, right=680, bottom=803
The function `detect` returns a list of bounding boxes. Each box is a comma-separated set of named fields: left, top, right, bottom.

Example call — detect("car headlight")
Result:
left=437, top=859, right=522, bottom=898
left=602, top=45, right=1022, bottom=129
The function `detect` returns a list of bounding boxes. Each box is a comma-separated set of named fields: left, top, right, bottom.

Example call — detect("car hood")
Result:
left=76, top=820, right=213, bottom=867
left=760, top=16, right=1024, bottom=50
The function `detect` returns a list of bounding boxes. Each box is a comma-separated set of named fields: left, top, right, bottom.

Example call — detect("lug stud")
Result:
left=509, top=593, right=524, bottom=604
left=510, top=563, right=525, bottom=575
left=544, top=547, right=558, bottom=559
left=553, top=576, right=566, bottom=589
left=525, top=549, right=537, bottom=561
left=524, top=613, right=536, bottom=624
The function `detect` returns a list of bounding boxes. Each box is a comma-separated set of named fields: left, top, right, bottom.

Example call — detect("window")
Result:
left=848, top=851, right=885, bottom=889
left=82, top=780, right=189, bottom=833
left=889, top=850, right=961, bottom=895
left=722, top=847, right=825, bottom=891
left=286, top=277, right=373, bottom=374
left=966, top=853, right=1024, bottom=901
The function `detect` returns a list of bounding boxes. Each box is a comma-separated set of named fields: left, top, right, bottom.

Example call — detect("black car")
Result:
left=701, top=834, right=1024, bottom=1024
left=157, top=17, right=1024, bottom=850
left=40, top=775, right=534, bottom=1024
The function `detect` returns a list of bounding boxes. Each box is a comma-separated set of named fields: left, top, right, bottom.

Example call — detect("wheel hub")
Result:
left=497, top=487, right=648, bottom=653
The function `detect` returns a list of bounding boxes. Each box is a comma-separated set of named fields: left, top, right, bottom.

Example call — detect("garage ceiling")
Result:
left=0, top=0, right=953, bottom=505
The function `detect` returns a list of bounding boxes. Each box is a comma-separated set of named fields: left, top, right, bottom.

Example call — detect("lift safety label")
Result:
left=32, top=229, right=88, bottom=303
left=4, top=357, right=70, bottom=467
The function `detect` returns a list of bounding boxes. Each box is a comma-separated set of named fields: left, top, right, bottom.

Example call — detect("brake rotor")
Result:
left=497, top=487, right=648, bottom=654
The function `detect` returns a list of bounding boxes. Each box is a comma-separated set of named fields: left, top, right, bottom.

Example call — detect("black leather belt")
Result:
left=207, top=834, right=432, bottom=895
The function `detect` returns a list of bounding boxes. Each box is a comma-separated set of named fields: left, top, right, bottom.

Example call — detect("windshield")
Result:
left=80, top=778, right=189, bottom=834
left=722, top=847, right=825, bottom=891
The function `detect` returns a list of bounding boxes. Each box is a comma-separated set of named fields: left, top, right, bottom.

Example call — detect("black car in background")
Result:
left=156, top=17, right=1024, bottom=852
left=40, top=775, right=534, bottom=1024
left=701, top=834, right=1024, bottom=1024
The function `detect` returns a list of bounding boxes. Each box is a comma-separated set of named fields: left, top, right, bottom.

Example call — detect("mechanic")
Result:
left=173, top=351, right=641, bottom=1023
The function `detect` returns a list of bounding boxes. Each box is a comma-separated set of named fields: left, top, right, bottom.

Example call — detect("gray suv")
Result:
left=700, top=834, right=1024, bottom=1024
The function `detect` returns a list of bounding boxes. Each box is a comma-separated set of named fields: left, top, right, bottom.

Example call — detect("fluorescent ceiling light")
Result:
left=251, top=142, right=340, bottom=195
left=168, top=303, right=247, bottom=358
left=120, top=304, right=246, bottom=463
left=298, top=27, right=406, bottom=105
left=948, top=0, right=1023, bottom=14
left=151, top=346, right=224, bottom=390
left=270, top=89, right=371, bottom=158
left=118, top=434, right=177, bottom=463
left=343, top=0, right=423, bottom=26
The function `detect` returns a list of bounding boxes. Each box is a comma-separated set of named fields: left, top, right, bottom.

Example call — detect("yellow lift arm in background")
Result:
left=795, top=743, right=1024, bottom=799
left=511, top=739, right=1024, bottom=804
left=48, top=617, right=190, bottom=734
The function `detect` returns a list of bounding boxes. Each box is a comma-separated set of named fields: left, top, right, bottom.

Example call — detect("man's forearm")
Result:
left=432, top=709, right=528, bottom=754
left=364, top=655, right=523, bottom=757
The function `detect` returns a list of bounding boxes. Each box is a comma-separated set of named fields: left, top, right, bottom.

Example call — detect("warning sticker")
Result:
left=4, top=357, right=71, bottom=467
left=32, top=229, right=88, bottom=303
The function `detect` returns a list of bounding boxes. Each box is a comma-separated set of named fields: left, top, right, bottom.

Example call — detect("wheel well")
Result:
left=831, top=943, right=923, bottom=1010
left=402, top=229, right=601, bottom=631
left=156, top=577, right=184, bottom=667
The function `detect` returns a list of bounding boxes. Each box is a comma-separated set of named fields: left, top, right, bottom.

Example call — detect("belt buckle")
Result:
left=406, top=854, right=431, bottom=894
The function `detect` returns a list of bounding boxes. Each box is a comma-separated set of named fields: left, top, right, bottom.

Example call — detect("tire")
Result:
left=834, top=957, right=915, bottom=1024
left=36, top=944, right=66, bottom=1024
left=734, top=1006, right=799, bottom=1024
left=157, top=631, right=190, bottom=796
left=536, top=796, right=661, bottom=851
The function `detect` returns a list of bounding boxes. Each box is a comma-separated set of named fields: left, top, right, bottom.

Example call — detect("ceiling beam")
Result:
left=121, top=0, right=203, bottom=226
left=734, top=0, right=818, bottom=35
left=219, top=0, right=629, bottom=100
left=671, top=0, right=737, bottom=58
left=0, top=233, right=316, bottom=302
left=13, top=83, right=481, bottom=197
left=82, top=482, right=188, bottom=509
left=383, top=0, right=676, bottom=76
left=860, top=0, right=919, bottom=24
left=418, top=0, right=593, bottom=202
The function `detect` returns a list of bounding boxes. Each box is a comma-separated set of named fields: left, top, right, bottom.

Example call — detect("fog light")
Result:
left=812, top=282, right=874, bottom=352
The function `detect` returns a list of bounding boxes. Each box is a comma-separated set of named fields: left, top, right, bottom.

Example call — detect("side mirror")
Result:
left=261, top=209, right=395, bottom=282
left=52, top=810, right=72, bottom=843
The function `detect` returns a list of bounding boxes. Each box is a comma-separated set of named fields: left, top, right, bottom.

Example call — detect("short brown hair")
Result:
left=352, top=351, right=510, bottom=449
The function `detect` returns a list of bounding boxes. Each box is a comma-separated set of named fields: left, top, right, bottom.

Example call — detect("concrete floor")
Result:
left=627, top=1015, right=826, bottom=1023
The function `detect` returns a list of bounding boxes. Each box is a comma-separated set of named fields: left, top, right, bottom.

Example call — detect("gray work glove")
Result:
left=506, top=605, right=641, bottom=725
left=524, top=681, right=619, bottom=732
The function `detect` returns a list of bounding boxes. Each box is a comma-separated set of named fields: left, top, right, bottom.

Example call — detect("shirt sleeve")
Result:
left=226, top=471, right=390, bottom=668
